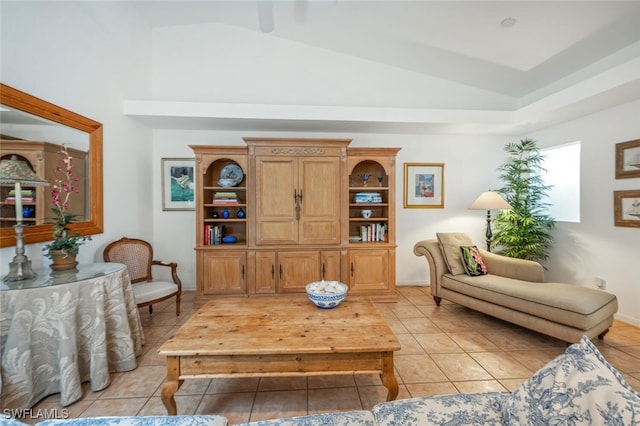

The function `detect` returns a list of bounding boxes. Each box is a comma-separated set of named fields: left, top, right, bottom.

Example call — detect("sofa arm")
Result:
left=413, top=239, right=448, bottom=297
left=478, top=249, right=545, bottom=282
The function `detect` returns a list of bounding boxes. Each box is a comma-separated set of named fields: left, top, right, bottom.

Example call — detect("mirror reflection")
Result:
left=0, top=83, right=103, bottom=248
left=0, top=107, right=90, bottom=227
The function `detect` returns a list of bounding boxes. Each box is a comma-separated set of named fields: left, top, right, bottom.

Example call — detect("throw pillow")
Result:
left=436, top=232, right=473, bottom=275
left=460, top=245, right=487, bottom=276
left=501, top=335, right=640, bottom=425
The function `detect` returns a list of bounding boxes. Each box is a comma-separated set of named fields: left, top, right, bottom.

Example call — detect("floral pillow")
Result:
left=501, top=335, right=640, bottom=425
left=460, top=245, right=487, bottom=276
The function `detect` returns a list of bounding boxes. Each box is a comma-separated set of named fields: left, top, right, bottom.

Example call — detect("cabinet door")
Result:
left=255, top=156, right=298, bottom=245
left=299, top=157, right=342, bottom=245
left=277, top=251, right=320, bottom=293
left=255, top=251, right=277, bottom=294
left=202, top=251, right=247, bottom=295
left=321, top=250, right=341, bottom=281
left=348, top=249, right=389, bottom=292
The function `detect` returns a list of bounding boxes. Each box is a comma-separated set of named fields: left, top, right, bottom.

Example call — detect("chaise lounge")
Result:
left=413, top=232, right=618, bottom=343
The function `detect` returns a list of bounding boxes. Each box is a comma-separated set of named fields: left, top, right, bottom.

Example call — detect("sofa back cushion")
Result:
left=501, top=335, right=640, bottom=424
left=436, top=232, right=473, bottom=275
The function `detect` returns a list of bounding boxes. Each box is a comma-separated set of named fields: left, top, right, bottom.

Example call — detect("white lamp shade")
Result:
left=469, top=191, right=512, bottom=211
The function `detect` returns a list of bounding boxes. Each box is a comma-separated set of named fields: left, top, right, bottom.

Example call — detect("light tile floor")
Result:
left=30, top=287, right=640, bottom=425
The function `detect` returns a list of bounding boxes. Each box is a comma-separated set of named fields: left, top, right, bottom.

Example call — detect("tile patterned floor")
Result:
left=29, top=287, right=640, bottom=425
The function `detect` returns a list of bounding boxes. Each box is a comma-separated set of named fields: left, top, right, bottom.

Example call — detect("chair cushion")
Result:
left=132, top=281, right=178, bottom=304
left=436, top=232, right=473, bottom=275
left=441, top=274, right=617, bottom=330
left=501, top=335, right=640, bottom=424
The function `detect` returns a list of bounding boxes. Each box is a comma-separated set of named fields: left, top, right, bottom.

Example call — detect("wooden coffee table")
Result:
left=158, top=296, right=401, bottom=415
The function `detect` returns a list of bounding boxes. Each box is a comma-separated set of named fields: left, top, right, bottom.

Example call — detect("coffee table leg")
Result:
left=380, top=352, right=399, bottom=401
left=161, top=356, right=184, bottom=415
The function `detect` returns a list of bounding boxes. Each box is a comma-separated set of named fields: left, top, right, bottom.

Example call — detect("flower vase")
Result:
left=49, top=249, right=78, bottom=271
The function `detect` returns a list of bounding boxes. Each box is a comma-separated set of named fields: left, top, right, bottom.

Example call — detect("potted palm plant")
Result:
left=43, top=145, right=90, bottom=270
left=491, top=138, right=555, bottom=262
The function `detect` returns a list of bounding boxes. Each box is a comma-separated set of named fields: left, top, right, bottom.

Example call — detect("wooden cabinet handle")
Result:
left=350, top=262, right=354, bottom=276
left=242, top=264, right=245, bottom=280
left=271, top=264, right=275, bottom=279
left=322, top=263, right=326, bottom=279
left=294, top=189, right=302, bottom=220
left=279, top=264, right=283, bottom=279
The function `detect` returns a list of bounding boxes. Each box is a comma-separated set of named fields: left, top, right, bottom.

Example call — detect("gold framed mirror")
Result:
left=0, top=83, right=103, bottom=247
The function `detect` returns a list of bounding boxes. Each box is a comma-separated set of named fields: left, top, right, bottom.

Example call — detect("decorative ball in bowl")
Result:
left=305, top=281, right=348, bottom=309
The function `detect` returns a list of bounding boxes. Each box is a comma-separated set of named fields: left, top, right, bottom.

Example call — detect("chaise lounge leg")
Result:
left=433, top=296, right=442, bottom=306
left=598, top=329, right=610, bottom=340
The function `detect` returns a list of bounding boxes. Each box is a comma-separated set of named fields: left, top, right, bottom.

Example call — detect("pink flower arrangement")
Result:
left=43, top=145, right=90, bottom=258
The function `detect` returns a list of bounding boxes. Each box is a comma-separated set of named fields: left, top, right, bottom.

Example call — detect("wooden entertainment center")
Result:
left=191, top=138, right=400, bottom=305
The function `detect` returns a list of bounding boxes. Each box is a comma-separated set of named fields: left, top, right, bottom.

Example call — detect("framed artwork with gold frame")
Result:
left=403, top=163, right=444, bottom=208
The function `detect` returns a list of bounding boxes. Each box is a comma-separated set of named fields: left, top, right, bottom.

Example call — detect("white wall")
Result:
left=529, top=99, right=640, bottom=326
left=149, top=22, right=512, bottom=290
left=151, top=23, right=514, bottom=109
left=0, top=2, right=154, bottom=273
left=147, top=20, right=640, bottom=325
left=152, top=129, right=508, bottom=290
left=2, top=3, right=638, bottom=326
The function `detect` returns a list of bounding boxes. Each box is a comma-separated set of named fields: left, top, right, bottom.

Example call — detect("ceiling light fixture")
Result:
left=500, top=17, right=517, bottom=28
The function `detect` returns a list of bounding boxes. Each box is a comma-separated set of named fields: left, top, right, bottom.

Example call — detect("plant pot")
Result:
left=49, top=249, right=78, bottom=271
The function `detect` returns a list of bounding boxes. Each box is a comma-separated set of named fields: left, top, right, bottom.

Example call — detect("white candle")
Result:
left=14, top=182, right=23, bottom=223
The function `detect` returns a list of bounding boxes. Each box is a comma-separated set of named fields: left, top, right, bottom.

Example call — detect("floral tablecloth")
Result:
left=0, top=263, right=145, bottom=408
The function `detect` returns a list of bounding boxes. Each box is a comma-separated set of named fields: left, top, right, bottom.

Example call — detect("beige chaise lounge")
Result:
left=413, top=233, right=618, bottom=343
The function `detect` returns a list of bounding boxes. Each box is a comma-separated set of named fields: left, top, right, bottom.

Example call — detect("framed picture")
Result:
left=162, top=158, right=196, bottom=211
left=404, top=163, right=444, bottom=208
left=615, top=139, right=640, bottom=179
left=614, top=190, right=640, bottom=228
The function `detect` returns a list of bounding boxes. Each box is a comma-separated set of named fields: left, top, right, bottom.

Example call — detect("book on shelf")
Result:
left=204, top=224, right=226, bottom=245
left=5, top=189, right=34, bottom=203
left=360, top=223, right=387, bottom=242
left=354, top=192, right=382, bottom=204
left=212, top=192, right=239, bottom=205
left=4, top=197, right=34, bottom=203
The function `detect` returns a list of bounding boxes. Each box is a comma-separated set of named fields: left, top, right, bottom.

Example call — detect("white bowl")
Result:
left=305, top=281, right=348, bottom=309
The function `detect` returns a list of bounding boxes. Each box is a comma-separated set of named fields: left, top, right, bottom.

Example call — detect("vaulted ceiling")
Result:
left=124, top=1, right=640, bottom=134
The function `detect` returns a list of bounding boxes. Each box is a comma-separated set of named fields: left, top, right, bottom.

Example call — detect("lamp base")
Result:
left=485, top=210, right=493, bottom=252
left=4, top=256, right=36, bottom=282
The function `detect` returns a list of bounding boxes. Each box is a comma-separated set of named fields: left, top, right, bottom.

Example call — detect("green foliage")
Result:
left=492, top=138, right=555, bottom=262
left=43, top=209, right=91, bottom=258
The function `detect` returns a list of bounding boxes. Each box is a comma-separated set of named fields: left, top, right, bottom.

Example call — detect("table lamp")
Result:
left=469, top=191, right=512, bottom=252
left=0, top=155, right=50, bottom=281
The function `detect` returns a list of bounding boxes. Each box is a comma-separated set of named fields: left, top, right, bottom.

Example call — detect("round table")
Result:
left=0, top=263, right=145, bottom=409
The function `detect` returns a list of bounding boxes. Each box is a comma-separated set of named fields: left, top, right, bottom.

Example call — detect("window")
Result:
left=541, top=142, right=581, bottom=223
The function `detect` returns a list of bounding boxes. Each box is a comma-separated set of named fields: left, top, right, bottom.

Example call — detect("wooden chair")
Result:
left=103, top=237, right=182, bottom=316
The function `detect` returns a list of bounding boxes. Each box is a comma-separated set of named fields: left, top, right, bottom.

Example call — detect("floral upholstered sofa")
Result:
left=5, top=336, right=639, bottom=425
